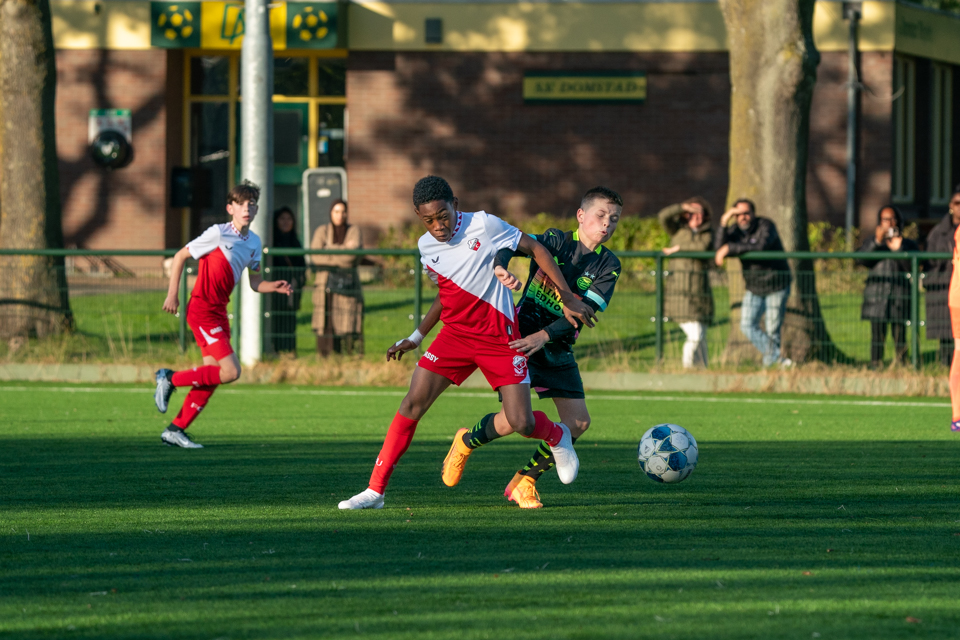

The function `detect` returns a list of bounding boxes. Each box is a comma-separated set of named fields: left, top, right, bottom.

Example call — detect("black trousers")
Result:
left=870, top=321, right=907, bottom=365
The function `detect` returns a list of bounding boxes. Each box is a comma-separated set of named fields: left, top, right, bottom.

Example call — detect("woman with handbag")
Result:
left=309, top=199, right=364, bottom=355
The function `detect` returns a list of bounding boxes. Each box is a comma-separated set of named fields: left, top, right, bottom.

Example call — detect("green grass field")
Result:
left=2, top=383, right=958, bottom=638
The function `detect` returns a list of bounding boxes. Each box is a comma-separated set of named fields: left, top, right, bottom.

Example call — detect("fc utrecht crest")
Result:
left=512, top=355, right=527, bottom=376
left=467, top=238, right=481, bottom=251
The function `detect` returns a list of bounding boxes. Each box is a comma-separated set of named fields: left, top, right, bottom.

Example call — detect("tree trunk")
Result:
left=0, top=0, right=72, bottom=341
left=718, top=0, right=844, bottom=364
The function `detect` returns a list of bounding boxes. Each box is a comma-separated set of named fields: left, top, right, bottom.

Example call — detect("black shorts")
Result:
left=529, top=360, right=584, bottom=400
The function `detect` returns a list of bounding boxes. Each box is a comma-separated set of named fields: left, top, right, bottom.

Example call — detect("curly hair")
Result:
left=581, top=186, right=623, bottom=210
left=228, top=179, right=261, bottom=205
left=413, top=176, right=455, bottom=208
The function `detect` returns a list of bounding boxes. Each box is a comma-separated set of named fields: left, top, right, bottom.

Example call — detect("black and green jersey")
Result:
left=514, top=228, right=621, bottom=366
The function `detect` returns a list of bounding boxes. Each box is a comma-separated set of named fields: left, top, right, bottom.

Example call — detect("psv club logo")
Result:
left=468, top=238, right=481, bottom=251
left=512, top=355, right=527, bottom=376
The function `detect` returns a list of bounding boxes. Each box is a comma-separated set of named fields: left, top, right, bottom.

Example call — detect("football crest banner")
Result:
left=150, top=1, right=341, bottom=50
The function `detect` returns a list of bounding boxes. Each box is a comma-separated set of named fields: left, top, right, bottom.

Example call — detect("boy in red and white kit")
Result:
left=153, top=180, right=293, bottom=448
left=337, top=175, right=597, bottom=509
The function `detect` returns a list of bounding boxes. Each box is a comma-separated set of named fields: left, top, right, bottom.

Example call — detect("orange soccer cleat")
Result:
left=441, top=428, right=473, bottom=487
left=505, top=473, right=543, bottom=509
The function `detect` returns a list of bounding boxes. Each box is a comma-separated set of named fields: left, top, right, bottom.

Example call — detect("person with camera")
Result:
left=856, top=205, right=918, bottom=368
left=309, top=199, right=364, bottom=356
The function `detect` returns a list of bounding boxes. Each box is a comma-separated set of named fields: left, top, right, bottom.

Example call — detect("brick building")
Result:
left=43, top=0, right=960, bottom=250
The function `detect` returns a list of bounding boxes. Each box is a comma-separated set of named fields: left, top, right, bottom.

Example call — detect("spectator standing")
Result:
left=310, top=199, right=364, bottom=356
left=714, top=199, right=792, bottom=367
left=856, top=205, right=919, bottom=368
left=269, top=207, right=307, bottom=354
left=659, top=197, right=715, bottom=368
left=924, top=188, right=960, bottom=366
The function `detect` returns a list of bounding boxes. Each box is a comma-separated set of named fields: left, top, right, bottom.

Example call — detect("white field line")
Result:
left=0, top=385, right=949, bottom=408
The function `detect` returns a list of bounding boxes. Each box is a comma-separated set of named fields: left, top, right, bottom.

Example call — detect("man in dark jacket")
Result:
left=714, top=198, right=792, bottom=366
left=924, top=188, right=960, bottom=366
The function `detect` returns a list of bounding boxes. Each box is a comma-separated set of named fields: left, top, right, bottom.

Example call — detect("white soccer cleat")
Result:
left=154, top=369, right=175, bottom=413
left=338, top=489, right=384, bottom=510
left=161, top=427, right=204, bottom=449
left=550, top=422, right=579, bottom=484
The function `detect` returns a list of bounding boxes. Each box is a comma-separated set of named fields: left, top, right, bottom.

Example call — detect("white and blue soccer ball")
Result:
left=638, top=423, right=698, bottom=483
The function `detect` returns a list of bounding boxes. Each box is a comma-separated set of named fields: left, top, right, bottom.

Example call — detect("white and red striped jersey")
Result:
left=186, top=222, right=262, bottom=310
left=418, top=211, right=522, bottom=342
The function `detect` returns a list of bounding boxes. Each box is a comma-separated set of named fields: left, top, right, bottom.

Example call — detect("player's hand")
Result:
left=494, top=265, right=523, bottom=292
left=272, top=280, right=294, bottom=296
left=387, top=339, right=417, bottom=361
left=559, top=292, right=597, bottom=328
left=509, top=330, right=549, bottom=356
left=662, top=245, right=680, bottom=256
left=162, top=294, right=179, bottom=315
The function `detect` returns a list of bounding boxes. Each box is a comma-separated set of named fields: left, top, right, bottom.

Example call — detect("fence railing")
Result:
left=0, top=248, right=952, bottom=370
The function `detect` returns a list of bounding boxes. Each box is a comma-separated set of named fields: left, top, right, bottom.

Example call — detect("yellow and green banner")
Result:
left=523, top=71, right=647, bottom=104
left=150, top=1, right=341, bottom=50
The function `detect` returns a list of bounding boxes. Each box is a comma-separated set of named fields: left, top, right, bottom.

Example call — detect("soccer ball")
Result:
left=637, top=423, right=698, bottom=483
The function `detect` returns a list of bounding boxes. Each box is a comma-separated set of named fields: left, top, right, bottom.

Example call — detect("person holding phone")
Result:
left=856, top=205, right=919, bottom=368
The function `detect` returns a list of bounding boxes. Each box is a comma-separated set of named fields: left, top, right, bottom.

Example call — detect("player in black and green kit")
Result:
left=439, top=186, right=622, bottom=508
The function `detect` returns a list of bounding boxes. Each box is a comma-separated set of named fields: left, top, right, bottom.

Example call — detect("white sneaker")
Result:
left=161, top=427, right=203, bottom=449
left=338, top=489, right=384, bottom=510
left=549, top=423, right=579, bottom=484
left=154, top=369, right=175, bottom=413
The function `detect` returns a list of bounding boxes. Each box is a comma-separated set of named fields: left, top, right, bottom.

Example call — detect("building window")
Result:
left=930, top=62, right=953, bottom=206
left=892, top=55, right=916, bottom=204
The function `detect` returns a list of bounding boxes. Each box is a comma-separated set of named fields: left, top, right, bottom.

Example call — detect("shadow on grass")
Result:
left=4, top=437, right=960, bottom=638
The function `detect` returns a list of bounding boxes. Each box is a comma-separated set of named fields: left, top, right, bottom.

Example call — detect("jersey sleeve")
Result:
left=186, top=225, right=221, bottom=260
left=483, top=213, right=522, bottom=252
left=583, top=257, right=621, bottom=312
left=248, top=237, right=262, bottom=273
left=533, top=228, right=567, bottom=256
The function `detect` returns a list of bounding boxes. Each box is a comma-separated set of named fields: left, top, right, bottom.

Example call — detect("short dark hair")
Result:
left=581, top=186, right=623, bottom=210
left=733, top=198, right=756, bottom=215
left=877, top=204, right=903, bottom=228
left=228, top=179, right=261, bottom=205
left=953, top=183, right=960, bottom=197
left=413, top=176, right=455, bottom=208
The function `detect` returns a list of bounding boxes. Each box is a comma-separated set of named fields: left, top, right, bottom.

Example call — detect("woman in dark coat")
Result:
left=923, top=187, right=960, bottom=366
left=269, top=207, right=307, bottom=354
left=856, top=205, right=919, bottom=367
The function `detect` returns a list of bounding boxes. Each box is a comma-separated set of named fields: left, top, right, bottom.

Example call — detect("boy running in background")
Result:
left=441, top=187, right=622, bottom=508
left=337, top=175, right=597, bottom=509
left=153, top=180, right=293, bottom=448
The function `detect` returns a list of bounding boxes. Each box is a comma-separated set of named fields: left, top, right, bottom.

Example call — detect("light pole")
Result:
left=239, top=0, right=273, bottom=366
left=843, top=1, right=862, bottom=250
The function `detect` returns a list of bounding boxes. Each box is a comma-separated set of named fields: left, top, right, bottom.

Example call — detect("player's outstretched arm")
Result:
left=249, top=272, right=294, bottom=296
left=387, top=296, right=442, bottom=361
left=516, top=234, right=597, bottom=328
left=162, top=246, right=192, bottom=315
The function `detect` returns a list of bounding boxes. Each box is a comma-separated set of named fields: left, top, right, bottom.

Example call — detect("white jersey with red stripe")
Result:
left=418, top=210, right=522, bottom=342
left=186, top=222, right=262, bottom=311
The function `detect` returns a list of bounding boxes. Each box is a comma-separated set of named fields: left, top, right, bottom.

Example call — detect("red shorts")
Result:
left=418, top=328, right=530, bottom=390
left=186, top=301, right=234, bottom=361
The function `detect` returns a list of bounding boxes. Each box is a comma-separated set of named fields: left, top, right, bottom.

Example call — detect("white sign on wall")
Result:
left=88, top=109, right=132, bottom=143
